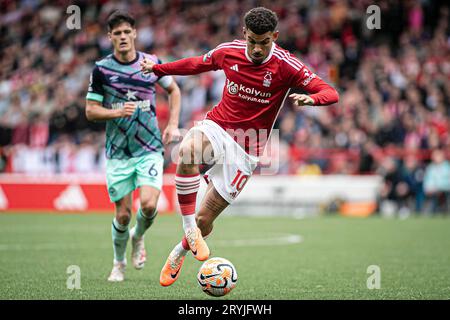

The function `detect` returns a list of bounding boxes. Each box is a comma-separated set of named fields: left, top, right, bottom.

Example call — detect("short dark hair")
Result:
left=244, top=7, right=278, bottom=35
left=107, top=10, right=135, bottom=31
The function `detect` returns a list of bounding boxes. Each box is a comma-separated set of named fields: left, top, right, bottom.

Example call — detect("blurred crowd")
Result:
left=0, top=0, right=449, bottom=213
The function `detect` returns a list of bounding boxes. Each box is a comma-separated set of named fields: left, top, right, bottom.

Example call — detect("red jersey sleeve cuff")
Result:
left=152, top=64, right=163, bottom=77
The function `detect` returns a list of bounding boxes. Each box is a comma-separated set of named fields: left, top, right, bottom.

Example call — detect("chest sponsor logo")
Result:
left=111, top=100, right=152, bottom=112
left=226, top=79, right=272, bottom=104
left=227, top=80, right=239, bottom=95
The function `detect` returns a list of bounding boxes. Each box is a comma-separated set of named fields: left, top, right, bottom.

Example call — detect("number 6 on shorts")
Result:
left=148, top=163, right=158, bottom=177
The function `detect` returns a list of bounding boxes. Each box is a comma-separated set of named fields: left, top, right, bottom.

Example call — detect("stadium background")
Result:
left=0, top=0, right=449, bottom=300
left=0, top=0, right=449, bottom=215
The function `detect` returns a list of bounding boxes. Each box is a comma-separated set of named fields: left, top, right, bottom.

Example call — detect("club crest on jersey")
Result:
left=141, top=72, right=151, bottom=80
left=263, top=71, right=272, bottom=87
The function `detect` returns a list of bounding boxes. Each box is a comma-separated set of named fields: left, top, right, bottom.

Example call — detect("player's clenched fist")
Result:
left=122, top=102, right=137, bottom=117
left=162, top=124, right=181, bottom=145
left=140, top=57, right=156, bottom=74
left=289, top=93, right=315, bottom=106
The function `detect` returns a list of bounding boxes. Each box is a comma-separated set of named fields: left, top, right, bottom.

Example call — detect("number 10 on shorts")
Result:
left=231, top=169, right=249, bottom=192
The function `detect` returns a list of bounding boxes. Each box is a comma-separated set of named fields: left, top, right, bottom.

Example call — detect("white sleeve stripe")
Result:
left=215, top=43, right=233, bottom=49
left=274, top=48, right=304, bottom=69
left=274, top=47, right=304, bottom=66
left=275, top=48, right=304, bottom=68
left=216, top=40, right=246, bottom=48
left=213, top=45, right=246, bottom=54
left=215, top=44, right=246, bottom=50
left=205, top=44, right=245, bottom=59
left=216, top=45, right=246, bottom=49
left=273, top=51, right=301, bottom=71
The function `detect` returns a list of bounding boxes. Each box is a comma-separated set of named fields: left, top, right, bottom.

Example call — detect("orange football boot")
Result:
left=185, top=227, right=210, bottom=261
left=160, top=250, right=186, bottom=287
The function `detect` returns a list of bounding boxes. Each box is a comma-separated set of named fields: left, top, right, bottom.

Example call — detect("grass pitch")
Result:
left=0, top=212, right=449, bottom=300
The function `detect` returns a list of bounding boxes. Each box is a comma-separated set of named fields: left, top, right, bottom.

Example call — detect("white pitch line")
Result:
left=210, top=234, right=303, bottom=247
left=0, top=234, right=303, bottom=251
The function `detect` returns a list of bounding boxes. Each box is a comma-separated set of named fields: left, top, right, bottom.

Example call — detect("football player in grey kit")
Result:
left=86, top=11, right=181, bottom=282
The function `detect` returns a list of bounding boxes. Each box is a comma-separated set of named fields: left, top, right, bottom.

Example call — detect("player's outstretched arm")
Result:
left=141, top=56, right=217, bottom=77
left=291, top=77, right=339, bottom=107
left=85, top=100, right=136, bottom=121
left=161, top=81, right=181, bottom=144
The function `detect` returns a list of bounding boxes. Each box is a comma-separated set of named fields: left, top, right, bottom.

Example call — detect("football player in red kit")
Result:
left=140, top=7, right=339, bottom=286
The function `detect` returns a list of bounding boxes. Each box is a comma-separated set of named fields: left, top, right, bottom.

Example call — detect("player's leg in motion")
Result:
left=174, top=132, right=213, bottom=261
left=160, top=182, right=229, bottom=286
left=108, top=194, right=132, bottom=282
left=130, top=186, right=160, bottom=270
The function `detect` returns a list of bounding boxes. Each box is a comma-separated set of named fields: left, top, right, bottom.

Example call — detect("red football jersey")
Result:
left=153, top=40, right=339, bottom=155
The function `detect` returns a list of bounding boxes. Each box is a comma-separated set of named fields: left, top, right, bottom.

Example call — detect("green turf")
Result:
left=0, top=212, right=449, bottom=300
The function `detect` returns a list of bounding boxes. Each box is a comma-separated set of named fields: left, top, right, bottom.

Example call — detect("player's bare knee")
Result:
left=116, top=211, right=131, bottom=226
left=179, top=138, right=202, bottom=165
left=115, top=202, right=131, bottom=224
left=140, top=200, right=157, bottom=217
